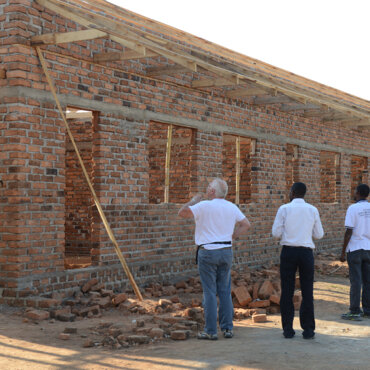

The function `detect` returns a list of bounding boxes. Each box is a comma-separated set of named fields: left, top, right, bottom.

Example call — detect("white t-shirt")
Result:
left=272, top=198, right=324, bottom=249
left=345, top=200, right=370, bottom=252
left=189, top=198, right=246, bottom=250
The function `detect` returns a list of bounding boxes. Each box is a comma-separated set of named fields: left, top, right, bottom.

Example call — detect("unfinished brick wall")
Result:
left=65, top=114, right=94, bottom=260
left=351, top=155, right=368, bottom=198
left=285, top=144, right=299, bottom=199
left=0, top=1, right=369, bottom=305
left=320, top=151, right=340, bottom=203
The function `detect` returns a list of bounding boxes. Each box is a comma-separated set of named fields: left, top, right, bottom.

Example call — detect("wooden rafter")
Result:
left=191, top=76, right=241, bottom=88
left=31, top=29, right=107, bottom=45
left=93, top=49, right=158, bottom=62
left=146, top=64, right=196, bottom=77
left=280, top=103, right=321, bottom=112
left=252, top=95, right=293, bottom=105
left=226, top=86, right=271, bottom=99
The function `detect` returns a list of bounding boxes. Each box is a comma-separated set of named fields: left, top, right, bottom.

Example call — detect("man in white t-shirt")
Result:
left=340, top=184, right=370, bottom=321
left=178, top=178, right=250, bottom=340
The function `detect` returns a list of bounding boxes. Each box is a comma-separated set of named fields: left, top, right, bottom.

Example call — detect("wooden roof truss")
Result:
left=31, top=0, right=370, bottom=129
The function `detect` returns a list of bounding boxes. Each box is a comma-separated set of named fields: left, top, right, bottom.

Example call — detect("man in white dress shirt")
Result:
left=272, top=182, right=324, bottom=339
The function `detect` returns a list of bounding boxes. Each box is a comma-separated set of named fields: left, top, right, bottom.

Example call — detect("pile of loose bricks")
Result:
left=20, top=256, right=343, bottom=349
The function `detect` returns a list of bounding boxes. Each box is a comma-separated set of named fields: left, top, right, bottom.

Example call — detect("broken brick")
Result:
left=252, top=314, right=267, bottom=323
left=233, top=285, right=252, bottom=306
left=258, top=280, right=275, bottom=300
left=81, top=278, right=98, bottom=293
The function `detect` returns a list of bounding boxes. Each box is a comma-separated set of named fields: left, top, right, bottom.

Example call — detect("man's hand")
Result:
left=178, top=193, right=204, bottom=218
left=339, top=251, right=346, bottom=263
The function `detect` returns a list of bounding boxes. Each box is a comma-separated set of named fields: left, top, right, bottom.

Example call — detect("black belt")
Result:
left=195, top=241, right=232, bottom=264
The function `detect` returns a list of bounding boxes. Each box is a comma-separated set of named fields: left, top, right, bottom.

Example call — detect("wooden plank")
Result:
left=31, top=29, right=107, bottom=45
left=226, top=87, right=269, bottom=98
left=340, top=119, right=370, bottom=127
left=93, top=49, right=158, bottom=62
left=252, top=95, right=292, bottom=105
left=146, top=65, right=193, bottom=77
left=235, top=136, right=240, bottom=205
left=164, top=124, right=173, bottom=203
left=66, top=111, right=93, bottom=119
left=191, top=76, right=239, bottom=88
left=280, top=103, right=321, bottom=112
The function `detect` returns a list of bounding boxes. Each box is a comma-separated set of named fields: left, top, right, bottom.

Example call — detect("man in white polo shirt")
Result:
left=178, top=178, right=250, bottom=340
left=272, top=182, right=324, bottom=339
left=340, top=183, right=370, bottom=321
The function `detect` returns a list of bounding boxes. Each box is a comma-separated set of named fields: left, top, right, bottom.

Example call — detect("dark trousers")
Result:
left=280, top=246, right=315, bottom=335
left=347, top=249, right=370, bottom=315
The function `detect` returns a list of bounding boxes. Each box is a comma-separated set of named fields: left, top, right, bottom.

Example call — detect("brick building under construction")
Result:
left=0, top=0, right=369, bottom=305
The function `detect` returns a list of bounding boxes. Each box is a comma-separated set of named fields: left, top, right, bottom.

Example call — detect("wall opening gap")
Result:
left=64, top=107, right=96, bottom=270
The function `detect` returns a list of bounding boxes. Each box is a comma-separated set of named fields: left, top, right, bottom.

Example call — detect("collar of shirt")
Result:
left=291, top=198, right=305, bottom=204
left=356, top=199, right=368, bottom=203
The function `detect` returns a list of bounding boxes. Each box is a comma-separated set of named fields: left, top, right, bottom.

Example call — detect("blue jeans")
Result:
left=198, top=247, right=233, bottom=335
left=347, top=249, right=370, bottom=315
left=280, top=246, right=315, bottom=336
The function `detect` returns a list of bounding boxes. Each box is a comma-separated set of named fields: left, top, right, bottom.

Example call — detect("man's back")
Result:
left=345, top=200, right=370, bottom=251
left=272, top=198, right=324, bottom=248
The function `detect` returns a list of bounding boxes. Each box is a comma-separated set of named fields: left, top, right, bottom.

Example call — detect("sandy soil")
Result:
left=0, top=275, right=369, bottom=370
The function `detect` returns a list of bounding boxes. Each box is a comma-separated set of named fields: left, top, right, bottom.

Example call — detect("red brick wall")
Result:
left=0, top=1, right=369, bottom=305
left=351, top=155, right=368, bottom=198
left=65, top=115, right=95, bottom=259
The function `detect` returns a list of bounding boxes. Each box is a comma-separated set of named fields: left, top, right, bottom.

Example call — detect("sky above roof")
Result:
left=109, top=0, right=370, bottom=101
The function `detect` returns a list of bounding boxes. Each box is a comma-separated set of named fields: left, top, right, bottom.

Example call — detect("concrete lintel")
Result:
left=1, top=86, right=369, bottom=158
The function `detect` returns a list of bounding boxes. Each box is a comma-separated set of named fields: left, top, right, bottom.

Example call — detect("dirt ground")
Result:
left=0, top=273, right=369, bottom=370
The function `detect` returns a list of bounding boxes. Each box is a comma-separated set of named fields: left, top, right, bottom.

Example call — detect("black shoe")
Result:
left=303, top=331, right=315, bottom=340
left=283, top=330, right=295, bottom=338
left=223, top=329, right=233, bottom=339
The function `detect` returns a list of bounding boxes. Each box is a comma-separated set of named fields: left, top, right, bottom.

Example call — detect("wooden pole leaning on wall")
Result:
left=35, top=47, right=143, bottom=301
left=235, top=136, right=240, bottom=204
left=164, top=124, right=173, bottom=203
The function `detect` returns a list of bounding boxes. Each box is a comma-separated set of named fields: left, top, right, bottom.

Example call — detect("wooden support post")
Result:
left=164, top=124, right=173, bottom=203
left=35, top=47, right=143, bottom=301
left=235, top=136, right=240, bottom=204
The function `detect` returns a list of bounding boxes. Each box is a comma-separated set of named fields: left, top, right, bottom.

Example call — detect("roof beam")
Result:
left=31, top=29, right=107, bottom=45
left=339, top=118, right=370, bottom=127
left=226, top=86, right=272, bottom=98
left=252, top=95, right=293, bottom=105
left=93, top=49, right=158, bottom=62
left=191, top=75, right=241, bottom=88
left=280, top=103, right=321, bottom=112
left=146, top=64, right=197, bottom=77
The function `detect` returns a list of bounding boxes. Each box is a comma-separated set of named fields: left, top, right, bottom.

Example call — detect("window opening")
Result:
left=320, top=151, right=340, bottom=203
left=148, top=121, right=194, bottom=204
left=64, top=108, right=95, bottom=269
left=222, top=135, right=253, bottom=204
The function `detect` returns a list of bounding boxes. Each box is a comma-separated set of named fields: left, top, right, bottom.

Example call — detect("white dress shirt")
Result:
left=272, top=198, right=324, bottom=249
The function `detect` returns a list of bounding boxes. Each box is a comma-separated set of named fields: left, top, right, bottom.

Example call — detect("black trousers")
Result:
left=280, top=246, right=315, bottom=335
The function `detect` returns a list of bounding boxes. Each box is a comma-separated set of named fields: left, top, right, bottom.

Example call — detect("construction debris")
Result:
left=20, top=254, right=346, bottom=349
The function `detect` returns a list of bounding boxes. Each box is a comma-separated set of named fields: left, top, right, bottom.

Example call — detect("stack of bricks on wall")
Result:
left=0, top=0, right=369, bottom=307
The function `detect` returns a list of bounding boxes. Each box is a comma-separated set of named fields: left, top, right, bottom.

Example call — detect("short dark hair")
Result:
left=291, top=182, right=307, bottom=198
left=356, top=184, right=369, bottom=198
